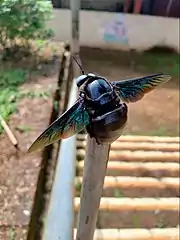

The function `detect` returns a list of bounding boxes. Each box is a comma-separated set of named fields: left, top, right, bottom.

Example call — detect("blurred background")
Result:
left=52, top=0, right=180, bottom=17
left=48, top=0, right=179, bottom=136
left=0, top=1, right=179, bottom=239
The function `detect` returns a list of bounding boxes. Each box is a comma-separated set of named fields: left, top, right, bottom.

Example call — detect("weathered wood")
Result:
left=76, top=136, right=110, bottom=240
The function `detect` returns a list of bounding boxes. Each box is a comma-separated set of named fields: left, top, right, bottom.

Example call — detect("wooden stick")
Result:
left=0, top=114, right=18, bottom=147
left=76, top=136, right=110, bottom=240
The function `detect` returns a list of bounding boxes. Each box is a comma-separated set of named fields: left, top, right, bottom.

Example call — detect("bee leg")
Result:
left=86, top=126, right=101, bottom=145
left=94, top=137, right=101, bottom=145
left=86, top=126, right=94, bottom=138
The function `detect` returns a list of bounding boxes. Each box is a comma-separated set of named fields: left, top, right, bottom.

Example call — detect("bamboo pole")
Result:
left=76, top=136, right=110, bottom=240
left=71, top=0, right=81, bottom=78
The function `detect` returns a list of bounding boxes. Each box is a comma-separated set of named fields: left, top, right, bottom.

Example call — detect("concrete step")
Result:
left=75, top=135, right=179, bottom=232
left=77, top=140, right=180, bottom=152
left=77, top=149, right=180, bottom=162
left=74, top=228, right=179, bottom=240
left=76, top=176, right=179, bottom=190
left=74, top=197, right=179, bottom=212
left=75, top=176, right=180, bottom=197
left=77, top=161, right=180, bottom=177
left=77, top=134, right=180, bottom=144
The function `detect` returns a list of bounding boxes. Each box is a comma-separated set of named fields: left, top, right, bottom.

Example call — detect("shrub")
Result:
left=0, top=0, right=53, bottom=51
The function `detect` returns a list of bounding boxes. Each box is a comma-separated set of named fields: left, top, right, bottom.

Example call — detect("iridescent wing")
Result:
left=28, top=100, right=90, bottom=153
left=112, top=73, right=171, bottom=103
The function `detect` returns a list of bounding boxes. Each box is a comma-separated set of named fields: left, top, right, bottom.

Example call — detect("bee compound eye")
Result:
left=76, top=75, right=87, bottom=87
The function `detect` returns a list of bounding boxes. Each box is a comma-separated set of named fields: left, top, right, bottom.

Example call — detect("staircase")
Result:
left=75, top=134, right=179, bottom=240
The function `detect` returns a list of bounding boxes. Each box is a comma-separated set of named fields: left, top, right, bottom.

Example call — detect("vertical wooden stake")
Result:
left=0, top=114, right=18, bottom=148
left=70, top=0, right=81, bottom=78
left=76, top=136, right=110, bottom=240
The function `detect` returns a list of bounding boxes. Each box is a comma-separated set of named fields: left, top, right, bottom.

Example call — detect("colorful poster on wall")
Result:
left=102, top=14, right=129, bottom=44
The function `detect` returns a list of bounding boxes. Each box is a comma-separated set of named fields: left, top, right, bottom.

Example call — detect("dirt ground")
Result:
left=0, top=61, right=59, bottom=239
left=0, top=48, right=179, bottom=239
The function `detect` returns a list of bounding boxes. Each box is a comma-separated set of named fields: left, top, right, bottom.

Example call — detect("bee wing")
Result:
left=112, top=73, right=171, bottom=103
left=28, top=100, right=90, bottom=153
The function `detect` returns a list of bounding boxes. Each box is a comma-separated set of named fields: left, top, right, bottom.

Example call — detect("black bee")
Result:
left=28, top=59, right=171, bottom=153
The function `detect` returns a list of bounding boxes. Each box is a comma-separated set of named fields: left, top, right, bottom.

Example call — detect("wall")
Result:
left=60, top=0, right=121, bottom=11
left=48, top=9, right=179, bottom=53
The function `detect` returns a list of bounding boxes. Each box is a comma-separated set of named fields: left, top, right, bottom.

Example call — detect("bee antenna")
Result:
left=72, top=55, right=85, bottom=75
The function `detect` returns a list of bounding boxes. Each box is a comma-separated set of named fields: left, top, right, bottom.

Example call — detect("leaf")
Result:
left=0, top=0, right=53, bottom=50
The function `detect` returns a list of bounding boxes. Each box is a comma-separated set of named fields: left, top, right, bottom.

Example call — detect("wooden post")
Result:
left=70, top=1, right=111, bottom=238
left=76, top=136, right=110, bottom=240
left=166, top=0, right=173, bottom=16
left=133, top=0, right=143, bottom=14
left=70, top=0, right=81, bottom=78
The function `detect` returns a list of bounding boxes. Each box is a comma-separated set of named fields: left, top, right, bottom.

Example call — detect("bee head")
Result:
left=76, top=73, right=96, bottom=88
left=73, top=55, right=96, bottom=87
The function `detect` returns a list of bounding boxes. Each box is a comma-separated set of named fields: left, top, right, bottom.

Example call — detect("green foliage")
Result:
left=156, top=220, right=165, bottom=228
left=15, top=125, right=32, bottom=133
left=53, top=100, right=59, bottom=112
left=114, top=189, right=124, bottom=198
left=20, top=90, right=51, bottom=99
left=0, top=67, right=52, bottom=134
left=0, top=68, right=27, bottom=133
left=0, top=0, right=53, bottom=50
left=132, top=213, right=141, bottom=228
left=0, top=68, right=27, bottom=89
left=75, top=182, right=82, bottom=197
left=9, top=226, right=15, bottom=240
left=137, top=52, right=179, bottom=78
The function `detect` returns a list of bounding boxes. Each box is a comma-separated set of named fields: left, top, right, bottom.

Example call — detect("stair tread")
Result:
left=77, top=140, right=180, bottom=151
left=74, top=228, right=179, bottom=240
left=75, top=176, right=180, bottom=189
left=77, top=149, right=180, bottom=162
left=77, top=134, right=180, bottom=143
left=74, top=197, right=179, bottom=211
left=77, top=161, right=179, bottom=172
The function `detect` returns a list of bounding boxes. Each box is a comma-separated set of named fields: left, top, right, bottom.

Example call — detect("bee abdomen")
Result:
left=87, top=103, right=128, bottom=144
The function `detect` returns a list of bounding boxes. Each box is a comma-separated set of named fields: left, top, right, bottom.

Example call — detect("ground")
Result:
left=81, top=47, right=179, bottom=137
left=0, top=45, right=179, bottom=239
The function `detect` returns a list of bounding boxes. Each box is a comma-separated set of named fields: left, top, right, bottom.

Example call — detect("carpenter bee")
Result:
left=28, top=58, right=171, bottom=153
